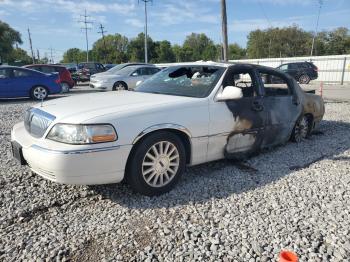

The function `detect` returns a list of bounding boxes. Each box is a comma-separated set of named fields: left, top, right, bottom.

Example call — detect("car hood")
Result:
left=35, top=91, right=198, bottom=123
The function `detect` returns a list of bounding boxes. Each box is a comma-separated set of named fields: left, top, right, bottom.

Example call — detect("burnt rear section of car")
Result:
left=220, top=64, right=324, bottom=159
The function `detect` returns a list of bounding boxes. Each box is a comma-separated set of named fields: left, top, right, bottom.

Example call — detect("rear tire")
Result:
left=30, top=86, right=48, bottom=100
left=113, top=81, right=127, bottom=91
left=61, top=82, right=70, bottom=93
left=126, top=131, right=186, bottom=196
left=291, top=115, right=311, bottom=143
left=298, top=74, right=310, bottom=84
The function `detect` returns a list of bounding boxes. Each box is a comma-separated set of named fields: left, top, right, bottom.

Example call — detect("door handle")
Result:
left=252, top=101, right=264, bottom=111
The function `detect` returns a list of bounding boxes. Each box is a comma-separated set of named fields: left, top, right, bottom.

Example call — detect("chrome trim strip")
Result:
left=133, top=123, right=192, bottom=144
left=31, top=145, right=120, bottom=155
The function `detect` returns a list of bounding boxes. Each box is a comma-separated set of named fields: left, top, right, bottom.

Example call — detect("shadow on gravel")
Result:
left=90, top=119, right=350, bottom=209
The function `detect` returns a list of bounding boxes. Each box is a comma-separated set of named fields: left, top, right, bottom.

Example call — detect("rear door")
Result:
left=257, top=68, right=301, bottom=147
left=12, top=68, right=36, bottom=96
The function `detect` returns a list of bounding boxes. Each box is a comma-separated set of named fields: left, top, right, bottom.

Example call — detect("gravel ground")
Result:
left=0, top=98, right=350, bottom=261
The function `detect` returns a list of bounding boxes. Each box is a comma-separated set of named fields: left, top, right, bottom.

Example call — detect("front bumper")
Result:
left=89, top=80, right=113, bottom=90
left=11, top=122, right=132, bottom=185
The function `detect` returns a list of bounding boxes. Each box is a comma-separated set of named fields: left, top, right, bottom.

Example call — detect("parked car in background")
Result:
left=77, top=62, right=106, bottom=82
left=277, top=62, right=318, bottom=84
left=0, top=66, right=61, bottom=100
left=10, top=62, right=325, bottom=195
left=58, top=63, right=79, bottom=85
left=24, top=64, right=75, bottom=92
left=90, top=65, right=160, bottom=90
left=104, top=64, right=118, bottom=70
left=98, top=63, right=152, bottom=76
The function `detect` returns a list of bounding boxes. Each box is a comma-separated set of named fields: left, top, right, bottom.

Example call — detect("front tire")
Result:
left=126, top=131, right=186, bottom=196
left=30, top=86, right=48, bottom=100
left=291, top=115, right=311, bottom=143
left=113, top=81, right=127, bottom=91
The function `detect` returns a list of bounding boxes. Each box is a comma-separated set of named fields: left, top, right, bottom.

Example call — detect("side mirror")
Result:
left=217, top=86, right=243, bottom=101
left=136, top=80, right=142, bottom=86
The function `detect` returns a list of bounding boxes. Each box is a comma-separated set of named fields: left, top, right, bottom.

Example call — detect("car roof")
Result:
left=24, top=64, right=65, bottom=68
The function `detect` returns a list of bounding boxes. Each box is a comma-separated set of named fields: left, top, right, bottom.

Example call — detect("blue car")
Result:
left=0, top=66, right=62, bottom=100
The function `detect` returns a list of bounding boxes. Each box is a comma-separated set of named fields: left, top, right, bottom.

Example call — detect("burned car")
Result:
left=11, top=62, right=324, bottom=196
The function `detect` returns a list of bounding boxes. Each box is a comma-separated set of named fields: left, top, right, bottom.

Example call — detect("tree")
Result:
left=152, top=40, right=175, bottom=63
left=62, top=48, right=86, bottom=63
left=182, top=33, right=219, bottom=61
left=0, top=20, right=22, bottom=63
left=325, top=27, right=350, bottom=55
left=247, top=26, right=313, bottom=58
left=228, top=43, right=246, bottom=59
left=92, top=34, right=129, bottom=63
left=8, top=47, right=32, bottom=65
left=128, top=33, right=156, bottom=62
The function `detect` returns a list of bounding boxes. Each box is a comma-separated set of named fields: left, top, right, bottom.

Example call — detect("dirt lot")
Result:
left=0, top=88, right=350, bottom=261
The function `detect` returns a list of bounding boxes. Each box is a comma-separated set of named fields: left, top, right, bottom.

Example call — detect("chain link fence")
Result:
left=230, top=54, right=350, bottom=85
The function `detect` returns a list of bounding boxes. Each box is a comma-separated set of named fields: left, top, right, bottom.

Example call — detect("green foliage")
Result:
left=246, top=26, right=350, bottom=58
left=228, top=43, right=246, bottom=60
left=0, top=20, right=23, bottom=63
left=62, top=48, right=86, bottom=63
left=9, top=47, right=32, bottom=65
left=92, top=34, right=129, bottom=63
left=182, top=33, right=219, bottom=61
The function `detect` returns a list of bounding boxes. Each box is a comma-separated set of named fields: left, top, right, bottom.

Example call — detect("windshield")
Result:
left=107, top=64, right=127, bottom=73
left=111, top=66, right=137, bottom=76
left=135, top=65, right=225, bottom=98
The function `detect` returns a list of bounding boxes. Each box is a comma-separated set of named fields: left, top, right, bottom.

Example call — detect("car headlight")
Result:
left=47, top=124, right=117, bottom=144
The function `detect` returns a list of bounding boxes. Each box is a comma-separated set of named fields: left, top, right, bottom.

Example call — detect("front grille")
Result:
left=24, top=108, right=56, bottom=138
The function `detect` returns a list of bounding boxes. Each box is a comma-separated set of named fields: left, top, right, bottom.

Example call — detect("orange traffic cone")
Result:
left=279, top=250, right=298, bottom=262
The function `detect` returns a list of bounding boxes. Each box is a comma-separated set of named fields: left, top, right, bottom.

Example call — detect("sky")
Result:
left=0, top=0, right=349, bottom=62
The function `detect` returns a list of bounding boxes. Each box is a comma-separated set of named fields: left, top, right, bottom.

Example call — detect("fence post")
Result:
left=341, top=57, right=347, bottom=85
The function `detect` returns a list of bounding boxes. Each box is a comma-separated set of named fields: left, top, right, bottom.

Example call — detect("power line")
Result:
left=98, top=23, right=108, bottom=63
left=311, top=0, right=323, bottom=56
left=139, top=0, right=152, bottom=63
left=257, top=0, right=274, bottom=58
left=78, top=9, right=93, bottom=62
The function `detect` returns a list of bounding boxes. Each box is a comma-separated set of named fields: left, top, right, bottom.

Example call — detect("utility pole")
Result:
left=79, top=9, right=93, bottom=62
left=98, top=23, right=107, bottom=63
left=27, top=28, right=35, bottom=64
left=221, top=0, right=228, bottom=62
left=49, top=47, right=54, bottom=64
left=310, top=0, right=323, bottom=57
left=36, top=49, right=40, bottom=62
left=139, top=0, right=152, bottom=63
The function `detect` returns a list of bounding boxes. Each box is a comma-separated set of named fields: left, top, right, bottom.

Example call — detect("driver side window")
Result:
left=225, top=69, right=257, bottom=98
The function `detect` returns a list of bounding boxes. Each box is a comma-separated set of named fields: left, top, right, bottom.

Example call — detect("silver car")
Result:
left=89, top=65, right=160, bottom=91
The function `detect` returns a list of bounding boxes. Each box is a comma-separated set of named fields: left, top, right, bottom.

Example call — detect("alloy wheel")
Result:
left=33, top=86, right=47, bottom=100
left=294, top=116, right=309, bottom=142
left=141, top=141, right=180, bottom=188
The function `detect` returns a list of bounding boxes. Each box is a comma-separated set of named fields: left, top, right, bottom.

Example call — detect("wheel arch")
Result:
left=126, top=125, right=192, bottom=170
left=113, top=81, right=128, bottom=90
left=30, top=85, right=50, bottom=96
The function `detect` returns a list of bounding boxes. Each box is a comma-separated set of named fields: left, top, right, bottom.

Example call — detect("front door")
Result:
left=0, top=68, right=12, bottom=97
left=208, top=65, right=267, bottom=160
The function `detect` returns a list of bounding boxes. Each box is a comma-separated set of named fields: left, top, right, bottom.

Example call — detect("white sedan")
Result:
left=89, top=65, right=160, bottom=91
left=11, top=62, right=324, bottom=196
